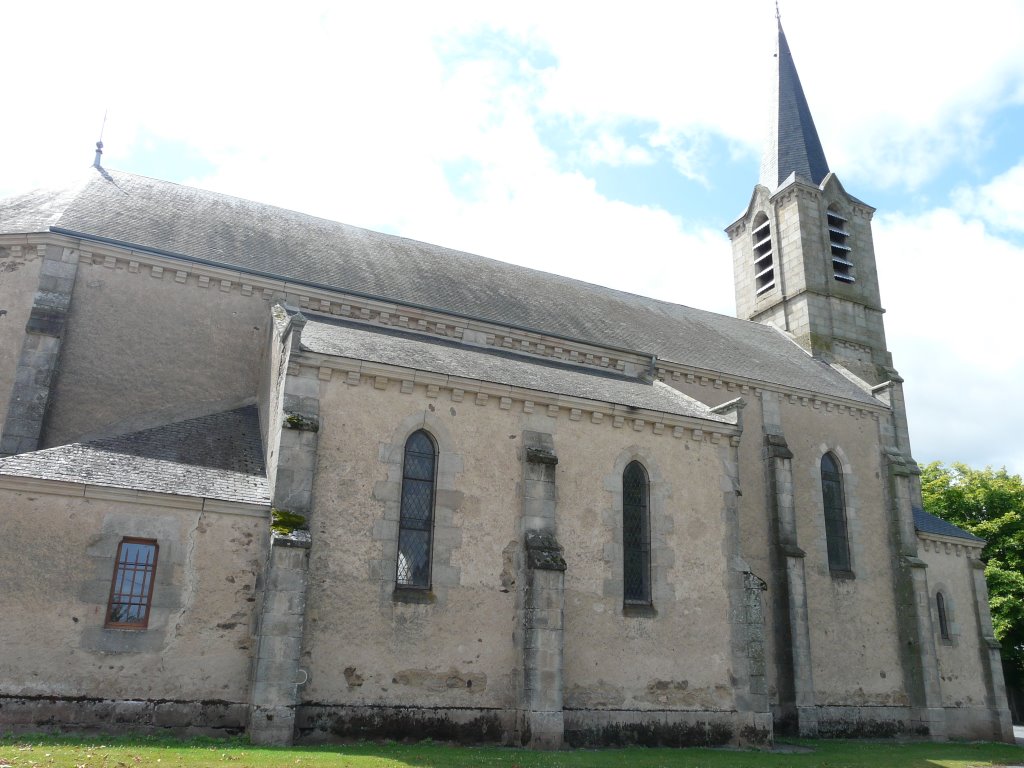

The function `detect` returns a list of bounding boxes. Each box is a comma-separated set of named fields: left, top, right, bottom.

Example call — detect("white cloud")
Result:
left=876, top=207, right=1024, bottom=474
left=582, top=133, right=654, bottom=167
left=952, top=160, right=1024, bottom=233
left=6, top=1, right=1024, bottom=201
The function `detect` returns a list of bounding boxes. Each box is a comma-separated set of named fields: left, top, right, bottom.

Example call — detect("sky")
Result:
left=2, top=1, right=1023, bottom=476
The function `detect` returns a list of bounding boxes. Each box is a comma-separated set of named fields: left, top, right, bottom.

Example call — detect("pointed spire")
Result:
left=759, top=18, right=830, bottom=191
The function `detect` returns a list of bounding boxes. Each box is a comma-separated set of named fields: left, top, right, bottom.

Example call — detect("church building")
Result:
left=0, top=21, right=1014, bottom=747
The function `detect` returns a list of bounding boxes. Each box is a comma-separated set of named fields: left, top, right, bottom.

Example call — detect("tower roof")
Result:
left=759, top=19, right=830, bottom=191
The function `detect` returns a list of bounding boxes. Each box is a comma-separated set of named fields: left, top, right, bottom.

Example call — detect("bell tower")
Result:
left=726, top=19, right=892, bottom=386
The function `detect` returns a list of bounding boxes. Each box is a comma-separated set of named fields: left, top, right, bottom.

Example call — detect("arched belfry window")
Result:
left=827, top=205, right=855, bottom=283
left=623, top=461, right=651, bottom=604
left=752, top=212, right=775, bottom=296
left=820, top=452, right=852, bottom=573
left=936, top=592, right=951, bottom=640
left=396, top=430, right=437, bottom=588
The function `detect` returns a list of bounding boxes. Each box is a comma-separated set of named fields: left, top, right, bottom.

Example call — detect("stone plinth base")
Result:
left=0, top=694, right=246, bottom=737
left=564, top=709, right=773, bottom=748
left=295, top=704, right=512, bottom=744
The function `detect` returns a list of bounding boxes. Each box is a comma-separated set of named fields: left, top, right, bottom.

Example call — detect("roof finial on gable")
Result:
left=93, top=109, right=108, bottom=169
left=775, top=0, right=780, bottom=22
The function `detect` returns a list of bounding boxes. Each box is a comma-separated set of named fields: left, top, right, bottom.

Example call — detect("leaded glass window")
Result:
left=623, top=461, right=651, bottom=604
left=821, top=453, right=852, bottom=573
left=105, top=538, right=158, bottom=629
left=396, top=430, right=437, bottom=588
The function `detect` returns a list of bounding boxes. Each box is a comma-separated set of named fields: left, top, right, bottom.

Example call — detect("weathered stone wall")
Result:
left=918, top=535, right=1013, bottom=741
left=781, top=401, right=907, bottom=706
left=41, top=246, right=269, bottom=446
left=0, top=243, right=46, bottom=441
left=0, top=481, right=268, bottom=736
left=667, top=373, right=914, bottom=735
left=293, top=358, right=749, bottom=744
left=919, top=539, right=989, bottom=708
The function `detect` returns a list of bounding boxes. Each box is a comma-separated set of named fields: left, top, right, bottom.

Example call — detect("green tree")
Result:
left=920, top=461, right=1024, bottom=688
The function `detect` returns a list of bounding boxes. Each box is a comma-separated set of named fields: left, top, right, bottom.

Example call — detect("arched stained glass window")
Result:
left=936, top=592, right=950, bottom=640
left=396, top=430, right=437, bottom=588
left=821, top=452, right=852, bottom=573
left=623, top=461, right=651, bottom=604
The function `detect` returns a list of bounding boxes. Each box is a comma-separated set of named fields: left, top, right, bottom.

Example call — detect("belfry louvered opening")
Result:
left=827, top=206, right=855, bottom=283
left=752, top=212, right=775, bottom=295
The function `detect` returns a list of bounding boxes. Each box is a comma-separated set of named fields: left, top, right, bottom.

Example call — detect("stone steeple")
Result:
left=728, top=18, right=892, bottom=387
left=759, top=19, right=830, bottom=192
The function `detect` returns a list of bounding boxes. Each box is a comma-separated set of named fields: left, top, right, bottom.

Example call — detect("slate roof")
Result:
left=913, top=508, right=985, bottom=543
left=0, top=169, right=878, bottom=406
left=0, top=406, right=269, bottom=505
left=301, top=317, right=732, bottom=423
left=759, top=20, right=830, bottom=191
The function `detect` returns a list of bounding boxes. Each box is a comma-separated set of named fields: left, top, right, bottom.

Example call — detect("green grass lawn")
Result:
left=0, top=736, right=1021, bottom=768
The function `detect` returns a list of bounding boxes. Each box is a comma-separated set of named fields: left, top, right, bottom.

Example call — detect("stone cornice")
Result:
left=917, top=532, right=984, bottom=558
left=654, top=361, right=885, bottom=419
left=291, top=355, right=742, bottom=445
left=0, top=473, right=270, bottom=516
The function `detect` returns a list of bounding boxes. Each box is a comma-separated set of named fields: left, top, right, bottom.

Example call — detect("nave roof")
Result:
left=1, top=169, right=879, bottom=406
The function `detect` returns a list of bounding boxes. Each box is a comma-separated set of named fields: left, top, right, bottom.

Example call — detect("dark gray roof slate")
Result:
left=1, top=169, right=877, bottom=405
left=913, top=507, right=985, bottom=543
left=301, top=317, right=731, bottom=423
left=0, top=181, right=88, bottom=235
left=0, top=406, right=269, bottom=505
left=759, top=21, right=830, bottom=191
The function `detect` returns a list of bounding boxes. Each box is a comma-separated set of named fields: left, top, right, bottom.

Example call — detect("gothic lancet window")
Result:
left=820, top=452, right=852, bottom=573
left=396, top=430, right=437, bottom=588
left=105, top=538, right=159, bottom=629
left=623, top=461, right=652, bottom=604
left=936, top=592, right=951, bottom=640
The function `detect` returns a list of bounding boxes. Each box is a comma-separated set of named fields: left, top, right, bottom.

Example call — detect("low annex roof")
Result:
left=0, top=405, right=269, bottom=505
left=913, top=507, right=985, bottom=544
left=300, top=316, right=733, bottom=424
left=1, top=169, right=878, bottom=406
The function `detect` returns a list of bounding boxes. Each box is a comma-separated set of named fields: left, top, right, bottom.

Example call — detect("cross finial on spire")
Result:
left=775, top=0, right=780, bottom=22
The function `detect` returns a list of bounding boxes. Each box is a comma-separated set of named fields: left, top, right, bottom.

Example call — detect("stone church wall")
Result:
left=41, top=245, right=269, bottom=447
left=919, top=536, right=1008, bottom=740
left=0, top=242, right=45, bottom=442
left=783, top=401, right=910, bottom=732
left=0, top=482, right=268, bottom=736
left=666, top=378, right=910, bottom=721
left=291, top=362, right=750, bottom=744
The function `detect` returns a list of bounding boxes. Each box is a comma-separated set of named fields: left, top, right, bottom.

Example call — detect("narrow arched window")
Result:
left=396, top=430, right=437, bottom=588
left=821, top=452, right=852, bottom=573
left=623, top=461, right=651, bottom=604
left=936, top=592, right=950, bottom=640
